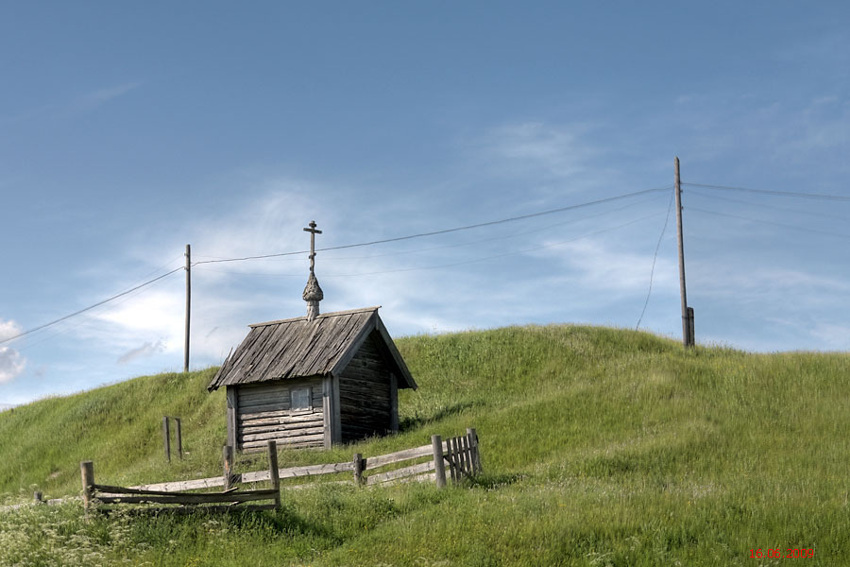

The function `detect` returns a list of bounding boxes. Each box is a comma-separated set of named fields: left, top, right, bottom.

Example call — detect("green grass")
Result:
left=1, top=324, right=849, bottom=566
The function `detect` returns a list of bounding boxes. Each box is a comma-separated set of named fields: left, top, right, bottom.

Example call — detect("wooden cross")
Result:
left=303, top=220, right=322, bottom=272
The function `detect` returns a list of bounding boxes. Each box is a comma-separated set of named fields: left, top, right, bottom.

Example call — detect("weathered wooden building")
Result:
left=207, top=222, right=417, bottom=451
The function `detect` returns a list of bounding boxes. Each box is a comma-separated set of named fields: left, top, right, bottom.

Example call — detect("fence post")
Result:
left=453, top=437, right=461, bottom=482
left=162, top=417, right=171, bottom=462
left=451, top=436, right=459, bottom=480
left=431, top=435, right=446, bottom=488
left=466, top=428, right=480, bottom=474
left=444, top=437, right=452, bottom=483
left=223, top=445, right=234, bottom=490
left=353, top=453, right=364, bottom=486
left=174, top=417, right=183, bottom=460
left=267, top=440, right=281, bottom=510
left=460, top=435, right=470, bottom=477
left=688, top=307, right=696, bottom=347
left=80, top=461, right=94, bottom=511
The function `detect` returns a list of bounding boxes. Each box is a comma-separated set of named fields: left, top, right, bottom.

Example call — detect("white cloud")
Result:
left=0, top=320, right=26, bottom=383
left=0, top=348, right=25, bottom=383
left=475, top=122, right=600, bottom=181
left=64, top=183, right=354, bottom=371
left=809, top=323, right=850, bottom=351
left=534, top=238, right=678, bottom=297
left=76, top=174, right=551, bottom=367
left=0, top=320, right=22, bottom=341
left=694, top=264, right=850, bottom=303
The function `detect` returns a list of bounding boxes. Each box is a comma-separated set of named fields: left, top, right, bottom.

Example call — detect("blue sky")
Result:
left=1, top=2, right=849, bottom=406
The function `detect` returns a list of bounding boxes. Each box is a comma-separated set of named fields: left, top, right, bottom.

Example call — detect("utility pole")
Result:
left=184, top=244, right=191, bottom=372
left=674, top=158, right=694, bottom=347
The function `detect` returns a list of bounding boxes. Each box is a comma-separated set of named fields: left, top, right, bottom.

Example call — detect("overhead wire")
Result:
left=686, top=188, right=850, bottom=222
left=683, top=182, right=850, bottom=202
left=193, top=190, right=671, bottom=276
left=10, top=266, right=186, bottom=354
left=1, top=185, right=671, bottom=347
left=193, top=186, right=671, bottom=266
left=321, top=210, right=667, bottom=278
left=0, top=267, right=184, bottom=346
left=688, top=207, right=850, bottom=240
left=6, top=177, right=848, bottom=386
left=324, top=190, right=671, bottom=261
left=636, top=191, right=675, bottom=330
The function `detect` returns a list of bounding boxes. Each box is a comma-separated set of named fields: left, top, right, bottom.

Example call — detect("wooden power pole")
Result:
left=674, top=158, right=694, bottom=347
left=184, top=244, right=191, bottom=372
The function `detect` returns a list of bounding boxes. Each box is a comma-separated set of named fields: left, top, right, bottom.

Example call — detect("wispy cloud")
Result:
left=541, top=238, right=678, bottom=297
left=117, top=339, right=167, bottom=365
left=62, top=128, right=676, bottom=373
left=474, top=121, right=600, bottom=182
left=671, top=88, right=850, bottom=184
left=695, top=264, right=850, bottom=302
left=75, top=82, right=143, bottom=111
left=67, top=182, right=345, bottom=371
left=2, top=81, right=143, bottom=125
left=809, top=322, right=850, bottom=351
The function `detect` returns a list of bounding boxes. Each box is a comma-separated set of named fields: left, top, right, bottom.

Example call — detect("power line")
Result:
left=193, top=250, right=305, bottom=266
left=193, top=186, right=671, bottom=266
left=193, top=191, right=670, bottom=273
left=7, top=271, right=176, bottom=354
left=686, top=188, right=850, bottom=222
left=2, top=185, right=670, bottom=347
left=689, top=207, right=850, bottom=240
left=325, top=191, right=670, bottom=262
left=636, top=192, right=675, bottom=331
left=195, top=209, right=667, bottom=279
left=321, top=210, right=667, bottom=278
left=684, top=182, right=850, bottom=202
left=0, top=267, right=184, bottom=346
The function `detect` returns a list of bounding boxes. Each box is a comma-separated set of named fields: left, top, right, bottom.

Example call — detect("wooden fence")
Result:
left=78, top=428, right=481, bottom=513
left=162, top=416, right=183, bottom=462
left=81, top=440, right=281, bottom=513
left=131, top=428, right=480, bottom=493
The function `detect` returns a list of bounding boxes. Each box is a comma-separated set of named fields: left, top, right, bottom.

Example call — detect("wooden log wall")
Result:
left=338, top=333, right=393, bottom=442
left=236, top=378, right=324, bottom=451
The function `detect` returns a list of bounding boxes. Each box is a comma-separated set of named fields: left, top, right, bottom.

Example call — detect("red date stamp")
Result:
left=750, top=548, right=814, bottom=559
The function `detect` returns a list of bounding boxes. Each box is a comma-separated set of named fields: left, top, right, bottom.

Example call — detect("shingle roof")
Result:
left=207, top=306, right=416, bottom=391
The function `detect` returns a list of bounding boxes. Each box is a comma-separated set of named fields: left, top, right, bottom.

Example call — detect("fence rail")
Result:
left=76, top=427, right=481, bottom=513
left=124, top=427, right=481, bottom=495
left=81, top=440, right=281, bottom=513
left=3, top=429, right=482, bottom=515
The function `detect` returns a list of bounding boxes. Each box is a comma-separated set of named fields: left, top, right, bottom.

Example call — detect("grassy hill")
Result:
left=1, top=325, right=849, bottom=566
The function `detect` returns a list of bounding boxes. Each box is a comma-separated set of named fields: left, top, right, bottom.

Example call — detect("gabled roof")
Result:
left=207, top=306, right=417, bottom=391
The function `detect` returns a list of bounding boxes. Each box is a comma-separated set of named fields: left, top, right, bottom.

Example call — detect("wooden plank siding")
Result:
left=236, top=379, right=324, bottom=451
left=210, top=307, right=416, bottom=451
left=339, top=332, right=393, bottom=442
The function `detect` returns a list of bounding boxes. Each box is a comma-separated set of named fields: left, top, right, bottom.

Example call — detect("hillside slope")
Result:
left=1, top=325, right=849, bottom=566
left=0, top=368, right=227, bottom=496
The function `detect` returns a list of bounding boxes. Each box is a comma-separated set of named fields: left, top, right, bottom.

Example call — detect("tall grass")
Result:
left=0, top=368, right=227, bottom=497
left=1, top=324, right=848, bottom=566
